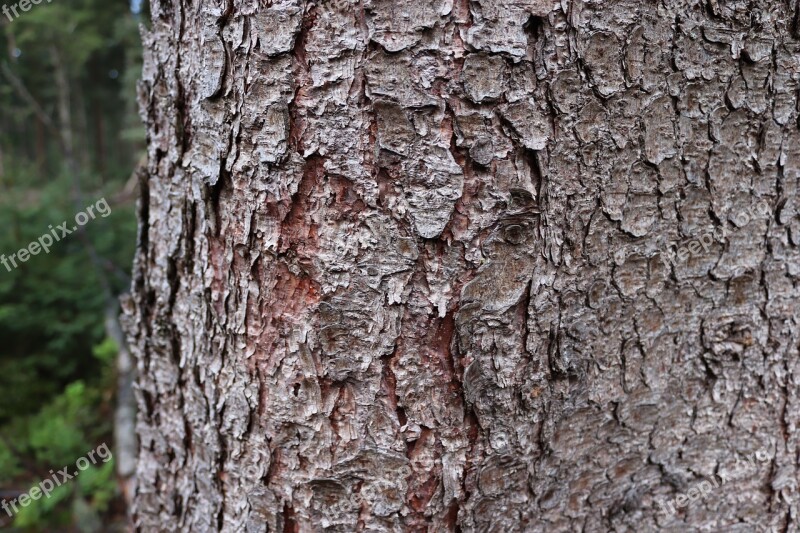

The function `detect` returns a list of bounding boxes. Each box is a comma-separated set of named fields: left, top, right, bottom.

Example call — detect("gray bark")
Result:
left=125, top=0, right=800, bottom=531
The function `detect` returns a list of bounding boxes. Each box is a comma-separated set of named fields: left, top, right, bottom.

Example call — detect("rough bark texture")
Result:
left=125, top=0, right=800, bottom=530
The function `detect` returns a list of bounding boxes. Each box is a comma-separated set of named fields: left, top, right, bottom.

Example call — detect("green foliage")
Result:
left=13, top=483, right=73, bottom=528
left=0, top=355, right=119, bottom=528
left=0, top=178, right=136, bottom=423
left=9, top=442, right=116, bottom=529
left=0, top=0, right=145, bottom=529
left=92, top=337, right=119, bottom=365
left=0, top=439, right=22, bottom=482
left=0, top=179, right=136, bottom=527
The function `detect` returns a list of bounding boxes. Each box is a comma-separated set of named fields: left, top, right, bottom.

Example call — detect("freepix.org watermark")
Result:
left=1, top=197, right=111, bottom=273
left=1, top=443, right=112, bottom=518
left=656, top=447, right=771, bottom=516
left=660, top=198, right=771, bottom=269
left=2, top=0, right=53, bottom=22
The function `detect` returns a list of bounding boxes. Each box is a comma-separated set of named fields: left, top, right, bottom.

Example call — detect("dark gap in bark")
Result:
left=703, top=0, right=722, bottom=21
left=793, top=0, right=800, bottom=38
left=168, top=325, right=181, bottom=368
left=145, top=289, right=157, bottom=324
left=520, top=279, right=533, bottom=357
left=527, top=149, right=544, bottom=210
left=669, top=14, right=682, bottom=73
left=220, top=0, right=234, bottom=25
left=396, top=405, right=408, bottom=428
left=173, top=494, right=183, bottom=522
left=166, top=254, right=179, bottom=315
left=204, top=169, right=228, bottom=239
left=282, top=502, right=298, bottom=533
left=183, top=201, right=197, bottom=277
left=434, top=307, right=461, bottom=391
left=182, top=415, right=193, bottom=454
left=523, top=15, right=544, bottom=42
left=135, top=161, right=151, bottom=257
left=446, top=501, right=461, bottom=532
left=140, top=388, right=155, bottom=417
left=524, top=14, right=544, bottom=64
left=365, top=39, right=384, bottom=56
left=546, top=321, right=563, bottom=377
left=174, top=74, right=190, bottom=158
left=380, top=345, right=405, bottom=428
left=154, top=1, right=171, bottom=23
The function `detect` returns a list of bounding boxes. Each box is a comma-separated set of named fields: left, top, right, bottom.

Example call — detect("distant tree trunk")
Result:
left=107, top=299, right=138, bottom=507
left=125, top=0, right=800, bottom=531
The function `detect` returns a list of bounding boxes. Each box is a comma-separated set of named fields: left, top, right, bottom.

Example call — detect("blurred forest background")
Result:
left=0, top=0, right=146, bottom=529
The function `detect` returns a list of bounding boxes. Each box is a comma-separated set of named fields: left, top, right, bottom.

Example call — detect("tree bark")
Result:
left=125, top=0, right=800, bottom=531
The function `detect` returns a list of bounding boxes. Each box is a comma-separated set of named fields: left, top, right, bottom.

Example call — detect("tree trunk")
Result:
left=125, top=0, right=800, bottom=531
